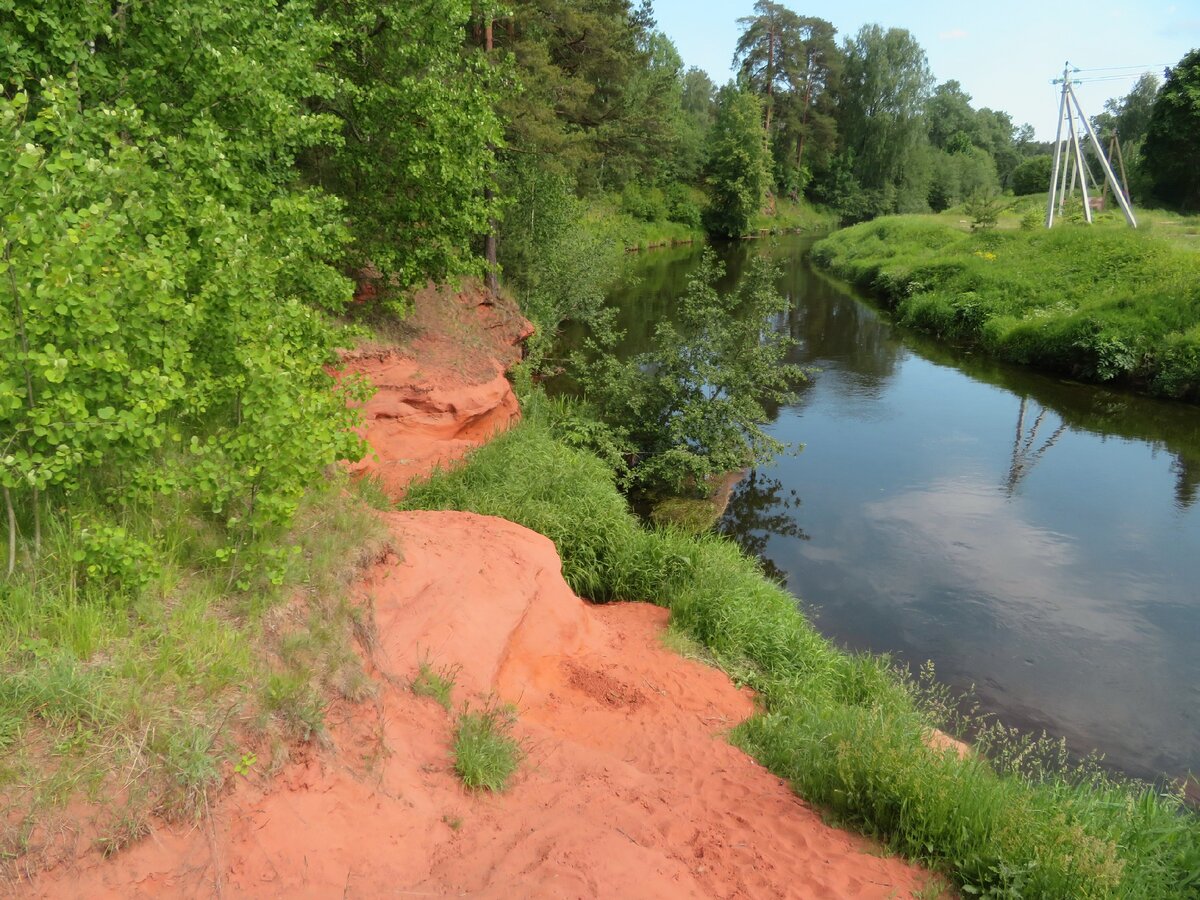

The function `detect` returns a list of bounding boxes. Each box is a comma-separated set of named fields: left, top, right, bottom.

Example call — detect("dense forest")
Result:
left=3, top=0, right=1197, bottom=573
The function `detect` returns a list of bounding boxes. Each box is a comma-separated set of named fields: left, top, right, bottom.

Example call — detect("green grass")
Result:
left=403, top=390, right=1200, bottom=898
left=0, top=470, right=390, bottom=867
left=452, top=701, right=522, bottom=792
left=411, top=660, right=459, bottom=711
left=581, top=191, right=837, bottom=254
left=812, top=214, right=1200, bottom=400
left=750, top=196, right=840, bottom=236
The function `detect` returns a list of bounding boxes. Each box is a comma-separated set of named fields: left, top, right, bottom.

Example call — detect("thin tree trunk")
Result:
left=4, top=487, right=15, bottom=577
left=764, top=28, right=775, bottom=134
left=796, top=81, right=813, bottom=169
left=5, top=242, right=40, bottom=560
left=31, top=487, right=40, bottom=557
left=483, top=15, right=499, bottom=298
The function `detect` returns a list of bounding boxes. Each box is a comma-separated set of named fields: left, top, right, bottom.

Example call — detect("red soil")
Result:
left=340, top=282, right=532, bottom=496
left=24, top=283, right=940, bottom=898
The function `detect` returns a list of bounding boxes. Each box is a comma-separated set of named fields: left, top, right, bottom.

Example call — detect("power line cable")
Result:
left=1075, top=63, right=1170, bottom=72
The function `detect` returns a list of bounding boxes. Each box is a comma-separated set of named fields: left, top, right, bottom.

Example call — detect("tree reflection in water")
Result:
left=719, top=470, right=808, bottom=583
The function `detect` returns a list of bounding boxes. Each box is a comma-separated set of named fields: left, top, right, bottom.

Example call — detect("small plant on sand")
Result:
left=452, top=700, right=522, bottom=791
left=411, top=660, right=459, bottom=711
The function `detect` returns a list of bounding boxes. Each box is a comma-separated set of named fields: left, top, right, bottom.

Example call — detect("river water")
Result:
left=594, top=233, right=1200, bottom=784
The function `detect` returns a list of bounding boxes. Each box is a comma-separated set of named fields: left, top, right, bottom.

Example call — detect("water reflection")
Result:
left=717, top=472, right=808, bottom=583
left=1004, top=398, right=1068, bottom=496
left=596, top=234, right=1200, bottom=783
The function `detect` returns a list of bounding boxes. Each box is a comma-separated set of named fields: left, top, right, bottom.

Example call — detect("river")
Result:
left=590, top=232, right=1200, bottom=785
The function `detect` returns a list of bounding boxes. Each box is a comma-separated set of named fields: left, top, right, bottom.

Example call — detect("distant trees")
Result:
left=723, top=13, right=1045, bottom=223
left=1095, top=73, right=1160, bottom=153
left=1011, top=155, right=1055, bottom=196
left=1140, top=51, right=1200, bottom=211
left=833, top=25, right=934, bottom=216
left=704, top=86, right=772, bottom=238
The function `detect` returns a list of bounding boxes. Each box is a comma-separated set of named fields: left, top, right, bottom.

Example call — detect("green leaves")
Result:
left=704, top=86, right=772, bottom=238
left=0, top=1, right=365, bottom=543
left=577, top=249, right=803, bottom=496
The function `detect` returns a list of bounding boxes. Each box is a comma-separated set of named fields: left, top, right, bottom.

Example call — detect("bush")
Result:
left=1012, top=155, right=1054, bottom=196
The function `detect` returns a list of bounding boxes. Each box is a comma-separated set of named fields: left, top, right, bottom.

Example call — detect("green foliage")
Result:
left=813, top=216, right=1200, bottom=399
left=405, top=402, right=1200, bottom=898
left=453, top=701, right=522, bottom=791
left=837, top=25, right=933, bottom=197
left=704, top=86, right=772, bottom=237
left=1141, top=49, right=1200, bottom=211
left=964, top=189, right=1008, bottom=231
left=1, top=56, right=364, bottom=551
left=1012, top=155, right=1054, bottom=196
left=304, top=0, right=503, bottom=292
left=575, top=250, right=802, bottom=493
left=927, top=147, right=1000, bottom=211
left=497, top=157, right=624, bottom=366
left=411, top=660, right=459, bottom=711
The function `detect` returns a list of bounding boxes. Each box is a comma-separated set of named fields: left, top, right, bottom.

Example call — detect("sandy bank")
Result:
left=33, top=511, right=930, bottom=898
left=23, top=283, right=938, bottom=898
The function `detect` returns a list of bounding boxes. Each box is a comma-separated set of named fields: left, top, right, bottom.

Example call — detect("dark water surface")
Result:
left=599, top=234, right=1200, bottom=783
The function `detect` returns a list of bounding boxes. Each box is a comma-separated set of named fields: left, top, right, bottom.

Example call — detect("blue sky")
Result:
left=649, top=0, right=1200, bottom=138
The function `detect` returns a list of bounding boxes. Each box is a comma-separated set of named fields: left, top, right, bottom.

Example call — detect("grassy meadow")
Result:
left=812, top=205, right=1200, bottom=401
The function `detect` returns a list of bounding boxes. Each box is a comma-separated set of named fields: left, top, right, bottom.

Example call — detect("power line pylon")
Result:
left=1045, top=63, right=1138, bottom=228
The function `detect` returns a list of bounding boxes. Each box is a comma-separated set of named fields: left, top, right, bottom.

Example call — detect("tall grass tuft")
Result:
left=453, top=701, right=522, bottom=792
left=404, top=392, right=1200, bottom=898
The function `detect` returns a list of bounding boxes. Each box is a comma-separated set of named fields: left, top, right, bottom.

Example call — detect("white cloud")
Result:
left=938, top=28, right=969, bottom=41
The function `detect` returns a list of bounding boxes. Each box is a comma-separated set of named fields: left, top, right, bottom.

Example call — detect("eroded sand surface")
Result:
left=26, top=285, right=937, bottom=898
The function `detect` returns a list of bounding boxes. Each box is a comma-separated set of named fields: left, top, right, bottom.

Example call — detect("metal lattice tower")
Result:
left=1045, top=63, right=1138, bottom=228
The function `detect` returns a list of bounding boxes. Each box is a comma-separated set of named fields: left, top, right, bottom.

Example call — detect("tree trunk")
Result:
left=483, top=17, right=499, bottom=298
left=5, top=242, right=40, bottom=561
left=4, top=487, right=15, bottom=577
left=764, top=28, right=775, bottom=134
left=796, top=81, right=813, bottom=169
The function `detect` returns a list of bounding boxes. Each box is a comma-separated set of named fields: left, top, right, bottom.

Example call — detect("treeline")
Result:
left=3, top=0, right=1195, bottom=561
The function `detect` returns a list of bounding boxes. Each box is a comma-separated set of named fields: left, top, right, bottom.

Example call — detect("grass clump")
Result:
left=812, top=215, right=1200, bottom=401
left=411, top=660, right=459, bottom=711
left=0, top=472, right=390, bottom=869
left=452, top=701, right=522, bottom=792
left=404, top=391, right=1200, bottom=898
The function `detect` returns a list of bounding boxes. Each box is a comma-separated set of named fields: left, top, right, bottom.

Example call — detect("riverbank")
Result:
left=812, top=216, right=1200, bottom=401
left=12, top=284, right=938, bottom=898
left=405, top=393, right=1200, bottom=898
left=587, top=193, right=837, bottom=253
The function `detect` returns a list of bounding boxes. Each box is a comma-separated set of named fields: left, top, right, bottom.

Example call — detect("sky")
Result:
left=649, top=0, right=1200, bottom=139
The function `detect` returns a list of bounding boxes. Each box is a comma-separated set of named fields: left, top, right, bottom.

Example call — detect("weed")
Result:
left=452, top=701, right=522, bottom=792
left=442, top=813, right=464, bottom=831
left=95, top=812, right=149, bottom=858
left=411, top=661, right=459, bottom=711
left=1, top=465, right=389, bottom=859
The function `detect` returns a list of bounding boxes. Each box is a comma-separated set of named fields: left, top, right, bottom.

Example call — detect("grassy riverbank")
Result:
left=585, top=192, right=837, bottom=253
left=812, top=217, right=1200, bottom=401
left=403, top=389, right=1200, bottom=899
